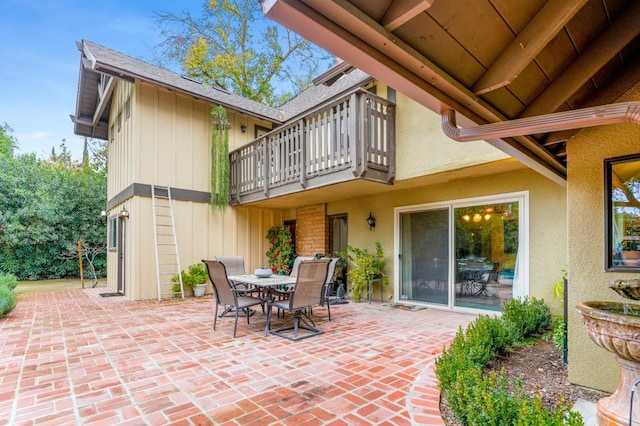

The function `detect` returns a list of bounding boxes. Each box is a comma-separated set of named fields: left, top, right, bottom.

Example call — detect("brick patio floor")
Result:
left=0, top=289, right=475, bottom=425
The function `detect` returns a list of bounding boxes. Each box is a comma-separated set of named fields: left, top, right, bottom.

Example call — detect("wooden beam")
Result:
left=93, top=75, right=114, bottom=127
left=522, top=0, right=640, bottom=117
left=543, top=130, right=573, bottom=146
left=381, top=0, right=434, bottom=32
left=544, top=54, right=640, bottom=143
left=473, top=0, right=587, bottom=95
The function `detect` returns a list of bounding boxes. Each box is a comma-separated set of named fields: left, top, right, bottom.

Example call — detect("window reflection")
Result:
left=454, top=202, right=518, bottom=311
left=607, top=156, right=640, bottom=270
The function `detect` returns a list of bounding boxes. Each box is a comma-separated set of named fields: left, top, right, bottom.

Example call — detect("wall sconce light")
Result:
left=119, top=207, right=129, bottom=219
left=367, top=212, right=376, bottom=231
left=240, top=125, right=247, bottom=133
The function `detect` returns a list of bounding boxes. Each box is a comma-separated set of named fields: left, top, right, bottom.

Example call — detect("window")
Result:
left=125, top=97, right=130, bottom=119
left=396, top=193, right=528, bottom=312
left=108, top=216, right=117, bottom=251
left=606, top=154, right=640, bottom=271
left=255, top=125, right=270, bottom=139
left=328, top=214, right=348, bottom=256
left=117, top=112, right=122, bottom=132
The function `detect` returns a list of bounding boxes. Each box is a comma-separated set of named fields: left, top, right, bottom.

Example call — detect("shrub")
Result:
left=265, top=226, right=295, bottom=274
left=551, top=316, right=567, bottom=351
left=435, top=297, right=582, bottom=425
left=346, top=242, right=388, bottom=302
left=172, top=263, right=208, bottom=289
left=0, top=284, right=17, bottom=317
left=0, top=273, right=18, bottom=290
left=503, top=297, right=551, bottom=339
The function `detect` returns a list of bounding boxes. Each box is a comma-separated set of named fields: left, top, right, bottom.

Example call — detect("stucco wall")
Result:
left=394, top=91, right=510, bottom=180
left=326, top=167, right=567, bottom=310
left=567, top=88, right=640, bottom=392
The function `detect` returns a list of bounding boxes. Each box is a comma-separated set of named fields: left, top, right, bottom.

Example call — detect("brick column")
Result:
left=296, top=204, right=328, bottom=257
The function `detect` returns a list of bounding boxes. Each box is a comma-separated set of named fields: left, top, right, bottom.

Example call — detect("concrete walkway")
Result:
left=0, top=289, right=475, bottom=425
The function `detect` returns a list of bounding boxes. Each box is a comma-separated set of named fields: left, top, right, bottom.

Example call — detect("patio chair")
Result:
left=215, top=255, right=245, bottom=275
left=317, top=257, right=340, bottom=321
left=216, top=255, right=262, bottom=304
left=264, top=259, right=330, bottom=340
left=202, top=260, right=264, bottom=338
left=290, top=256, right=315, bottom=277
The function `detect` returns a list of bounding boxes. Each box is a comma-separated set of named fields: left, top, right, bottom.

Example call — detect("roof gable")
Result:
left=71, top=40, right=373, bottom=139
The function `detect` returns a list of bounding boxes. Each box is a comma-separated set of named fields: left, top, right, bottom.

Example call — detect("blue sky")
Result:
left=0, top=0, right=200, bottom=160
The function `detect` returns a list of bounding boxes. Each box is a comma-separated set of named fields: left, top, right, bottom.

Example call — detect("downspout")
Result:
left=442, top=101, right=640, bottom=142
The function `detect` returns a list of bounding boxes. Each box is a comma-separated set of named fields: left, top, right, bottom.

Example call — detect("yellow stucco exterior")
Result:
left=326, top=167, right=566, bottom=311
left=567, top=86, right=640, bottom=393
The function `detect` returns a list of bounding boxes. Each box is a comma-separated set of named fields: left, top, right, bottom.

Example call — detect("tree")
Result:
left=86, top=137, right=108, bottom=173
left=0, top=138, right=107, bottom=280
left=0, top=123, right=17, bottom=158
left=155, top=0, right=333, bottom=106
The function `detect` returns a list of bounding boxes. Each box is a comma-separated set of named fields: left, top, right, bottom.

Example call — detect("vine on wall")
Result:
left=210, top=106, right=230, bottom=211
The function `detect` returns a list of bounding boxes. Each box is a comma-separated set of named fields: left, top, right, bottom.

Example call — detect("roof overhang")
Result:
left=261, top=0, right=640, bottom=186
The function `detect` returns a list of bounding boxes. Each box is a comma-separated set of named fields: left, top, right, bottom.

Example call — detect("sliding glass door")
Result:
left=399, top=208, right=449, bottom=305
left=453, top=202, right=518, bottom=311
left=397, top=194, right=526, bottom=312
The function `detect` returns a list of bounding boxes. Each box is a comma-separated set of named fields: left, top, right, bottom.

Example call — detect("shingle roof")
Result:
left=278, top=67, right=372, bottom=120
left=72, top=40, right=372, bottom=139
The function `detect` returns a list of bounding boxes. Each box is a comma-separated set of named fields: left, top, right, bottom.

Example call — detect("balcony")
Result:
left=229, top=88, right=395, bottom=205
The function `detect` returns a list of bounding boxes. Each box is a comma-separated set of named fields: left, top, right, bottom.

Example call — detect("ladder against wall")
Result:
left=152, top=185, right=184, bottom=301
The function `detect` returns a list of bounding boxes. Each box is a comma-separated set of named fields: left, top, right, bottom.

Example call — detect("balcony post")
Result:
left=350, top=92, right=365, bottom=177
left=386, top=104, right=396, bottom=183
left=299, top=119, right=307, bottom=188
left=232, top=151, right=240, bottom=204
left=262, top=135, right=270, bottom=197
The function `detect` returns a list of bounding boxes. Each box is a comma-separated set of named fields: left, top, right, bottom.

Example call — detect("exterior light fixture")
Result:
left=240, top=125, right=247, bottom=133
left=119, top=207, right=129, bottom=219
left=367, top=212, right=376, bottom=231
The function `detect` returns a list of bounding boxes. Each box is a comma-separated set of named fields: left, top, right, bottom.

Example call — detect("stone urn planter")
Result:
left=576, top=279, right=640, bottom=425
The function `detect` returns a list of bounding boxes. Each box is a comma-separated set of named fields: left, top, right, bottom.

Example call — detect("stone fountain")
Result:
left=576, top=279, right=640, bottom=425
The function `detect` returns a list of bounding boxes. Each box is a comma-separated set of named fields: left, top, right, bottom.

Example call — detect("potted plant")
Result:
left=346, top=241, right=389, bottom=302
left=265, top=226, right=295, bottom=274
left=172, top=263, right=209, bottom=297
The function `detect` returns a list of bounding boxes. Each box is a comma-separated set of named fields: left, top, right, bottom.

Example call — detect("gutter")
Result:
left=442, top=102, right=640, bottom=142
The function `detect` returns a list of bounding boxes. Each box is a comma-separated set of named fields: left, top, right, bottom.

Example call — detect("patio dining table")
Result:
left=227, top=273, right=297, bottom=300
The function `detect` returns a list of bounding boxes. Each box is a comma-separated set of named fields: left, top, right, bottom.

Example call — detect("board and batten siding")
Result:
left=107, top=81, right=135, bottom=199
left=105, top=79, right=282, bottom=300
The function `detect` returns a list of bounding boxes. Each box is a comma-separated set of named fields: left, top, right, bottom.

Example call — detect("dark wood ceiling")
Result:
left=263, top=0, right=640, bottom=179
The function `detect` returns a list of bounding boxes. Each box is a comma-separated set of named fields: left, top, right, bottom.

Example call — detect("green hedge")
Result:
left=0, top=274, right=17, bottom=316
left=0, top=273, right=18, bottom=290
left=435, top=297, right=583, bottom=425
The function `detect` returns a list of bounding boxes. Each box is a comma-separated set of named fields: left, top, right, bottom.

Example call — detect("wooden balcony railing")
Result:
left=229, top=88, right=395, bottom=204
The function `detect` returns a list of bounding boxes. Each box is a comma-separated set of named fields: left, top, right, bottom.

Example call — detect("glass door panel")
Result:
left=399, top=209, right=449, bottom=305
left=453, top=202, right=518, bottom=311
